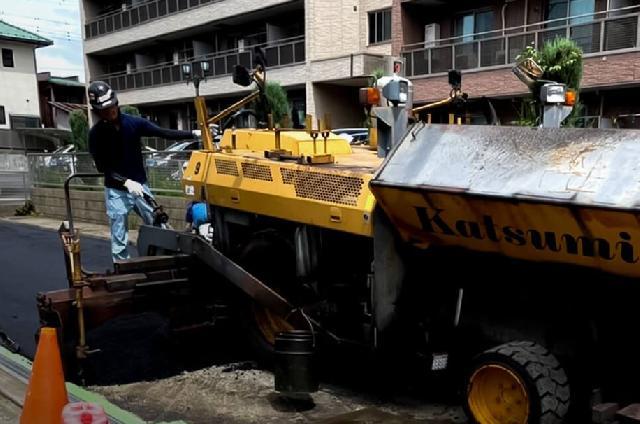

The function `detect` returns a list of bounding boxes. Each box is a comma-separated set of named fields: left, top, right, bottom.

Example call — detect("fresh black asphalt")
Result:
left=0, top=221, right=114, bottom=358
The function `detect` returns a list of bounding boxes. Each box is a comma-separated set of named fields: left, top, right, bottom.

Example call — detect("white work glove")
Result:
left=123, top=179, right=144, bottom=197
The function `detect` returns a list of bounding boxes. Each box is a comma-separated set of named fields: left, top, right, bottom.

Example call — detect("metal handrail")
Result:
left=89, top=0, right=163, bottom=21
left=402, top=6, right=640, bottom=77
left=85, top=0, right=226, bottom=39
left=95, top=35, right=305, bottom=81
left=402, top=5, right=640, bottom=52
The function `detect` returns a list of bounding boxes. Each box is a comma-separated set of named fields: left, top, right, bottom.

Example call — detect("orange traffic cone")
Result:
left=20, top=327, right=69, bottom=424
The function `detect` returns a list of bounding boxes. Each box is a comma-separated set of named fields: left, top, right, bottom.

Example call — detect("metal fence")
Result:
left=85, top=0, right=221, bottom=39
left=402, top=6, right=640, bottom=77
left=0, top=152, right=30, bottom=206
left=96, top=36, right=305, bottom=93
left=27, top=152, right=189, bottom=195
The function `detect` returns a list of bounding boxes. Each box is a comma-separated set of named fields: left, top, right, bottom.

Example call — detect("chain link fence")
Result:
left=28, top=152, right=188, bottom=195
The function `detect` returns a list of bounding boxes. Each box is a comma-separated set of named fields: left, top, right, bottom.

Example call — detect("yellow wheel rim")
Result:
left=252, top=305, right=294, bottom=345
left=468, top=364, right=529, bottom=424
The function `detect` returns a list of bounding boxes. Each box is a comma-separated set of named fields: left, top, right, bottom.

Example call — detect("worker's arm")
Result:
left=136, top=116, right=194, bottom=140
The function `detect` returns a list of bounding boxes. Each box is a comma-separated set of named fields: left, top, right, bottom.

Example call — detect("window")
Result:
left=368, top=9, right=391, bottom=44
left=455, top=10, right=495, bottom=41
left=546, top=0, right=595, bottom=26
left=2, top=48, right=14, bottom=67
left=0, top=106, right=5, bottom=125
left=9, top=115, right=40, bottom=129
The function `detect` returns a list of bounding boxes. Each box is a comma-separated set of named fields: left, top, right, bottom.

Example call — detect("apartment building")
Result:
left=80, top=0, right=401, bottom=131
left=394, top=0, right=640, bottom=126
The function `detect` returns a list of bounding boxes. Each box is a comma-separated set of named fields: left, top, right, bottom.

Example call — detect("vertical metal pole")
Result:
left=636, top=15, right=640, bottom=48
left=601, top=17, right=607, bottom=51
left=477, top=40, right=482, bottom=68
left=451, top=44, right=456, bottom=70
left=427, top=49, right=432, bottom=74
left=505, top=35, right=510, bottom=64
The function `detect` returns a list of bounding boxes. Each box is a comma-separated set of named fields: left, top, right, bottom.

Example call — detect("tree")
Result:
left=515, top=38, right=584, bottom=127
left=264, top=82, right=290, bottom=126
left=69, top=109, right=89, bottom=151
left=120, top=105, right=141, bottom=116
left=369, top=68, right=385, bottom=88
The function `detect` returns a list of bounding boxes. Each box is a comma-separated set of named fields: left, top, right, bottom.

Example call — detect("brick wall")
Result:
left=391, top=0, right=402, bottom=56
left=412, top=51, right=640, bottom=103
left=32, top=187, right=189, bottom=230
left=360, top=0, right=393, bottom=56
left=306, top=0, right=361, bottom=62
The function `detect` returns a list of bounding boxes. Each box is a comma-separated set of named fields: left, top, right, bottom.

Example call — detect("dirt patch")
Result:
left=92, top=362, right=466, bottom=424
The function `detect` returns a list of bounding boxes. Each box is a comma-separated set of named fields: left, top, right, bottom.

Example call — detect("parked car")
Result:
left=348, top=132, right=369, bottom=145
left=332, top=128, right=367, bottom=137
left=47, top=144, right=157, bottom=174
left=45, top=144, right=75, bottom=167
left=332, top=128, right=369, bottom=145
left=145, top=140, right=202, bottom=168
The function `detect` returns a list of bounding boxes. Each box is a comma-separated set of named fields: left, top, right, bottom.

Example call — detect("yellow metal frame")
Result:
left=371, top=185, right=640, bottom=278
left=184, top=151, right=376, bottom=237
left=186, top=88, right=380, bottom=237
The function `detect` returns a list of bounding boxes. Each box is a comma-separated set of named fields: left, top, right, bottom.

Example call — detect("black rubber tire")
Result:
left=465, top=341, right=570, bottom=424
left=237, top=230, right=297, bottom=364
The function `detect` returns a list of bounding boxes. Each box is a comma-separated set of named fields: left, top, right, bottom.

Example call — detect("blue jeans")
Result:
left=105, top=184, right=155, bottom=262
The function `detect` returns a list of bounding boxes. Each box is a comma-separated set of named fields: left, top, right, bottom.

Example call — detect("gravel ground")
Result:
left=0, top=397, right=20, bottom=423
left=93, top=362, right=467, bottom=424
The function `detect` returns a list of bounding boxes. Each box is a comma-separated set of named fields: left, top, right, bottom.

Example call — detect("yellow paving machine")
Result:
left=38, top=51, right=640, bottom=423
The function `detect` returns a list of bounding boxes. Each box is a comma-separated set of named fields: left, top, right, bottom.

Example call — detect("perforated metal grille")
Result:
left=281, top=168, right=363, bottom=206
left=241, top=162, right=273, bottom=181
left=215, top=159, right=239, bottom=176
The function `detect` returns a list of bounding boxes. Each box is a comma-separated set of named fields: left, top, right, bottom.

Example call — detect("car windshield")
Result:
left=52, top=145, right=74, bottom=154
left=165, top=142, right=192, bottom=152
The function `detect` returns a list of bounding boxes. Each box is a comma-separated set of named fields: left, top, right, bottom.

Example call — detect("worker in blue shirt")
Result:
left=88, top=81, right=195, bottom=261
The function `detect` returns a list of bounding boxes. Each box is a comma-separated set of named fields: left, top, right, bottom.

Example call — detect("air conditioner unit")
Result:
left=424, top=23, right=440, bottom=48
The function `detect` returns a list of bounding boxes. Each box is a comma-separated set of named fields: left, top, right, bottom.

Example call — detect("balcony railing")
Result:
left=96, top=36, right=305, bottom=92
left=402, top=6, right=640, bottom=77
left=85, top=0, right=221, bottom=39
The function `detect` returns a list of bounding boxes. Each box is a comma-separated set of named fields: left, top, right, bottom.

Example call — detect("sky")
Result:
left=0, top=0, right=85, bottom=81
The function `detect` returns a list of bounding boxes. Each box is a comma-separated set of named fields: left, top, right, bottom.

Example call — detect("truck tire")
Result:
left=465, top=341, right=570, bottom=424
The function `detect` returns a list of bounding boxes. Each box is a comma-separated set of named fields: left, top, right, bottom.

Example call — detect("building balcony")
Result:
left=84, top=0, right=213, bottom=39
left=97, top=36, right=304, bottom=93
left=402, top=6, right=640, bottom=78
left=82, top=0, right=301, bottom=54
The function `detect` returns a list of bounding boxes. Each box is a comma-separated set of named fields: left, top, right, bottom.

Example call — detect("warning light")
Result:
left=359, top=87, right=381, bottom=106
left=565, top=89, right=577, bottom=106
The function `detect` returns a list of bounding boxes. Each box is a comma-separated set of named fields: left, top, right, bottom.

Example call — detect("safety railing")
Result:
left=27, top=152, right=191, bottom=196
left=402, top=6, right=640, bottom=77
left=0, top=152, right=30, bottom=205
left=96, top=36, right=305, bottom=92
left=85, top=0, right=221, bottom=39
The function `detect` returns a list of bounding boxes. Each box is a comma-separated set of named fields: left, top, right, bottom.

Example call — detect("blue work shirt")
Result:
left=89, top=113, right=193, bottom=189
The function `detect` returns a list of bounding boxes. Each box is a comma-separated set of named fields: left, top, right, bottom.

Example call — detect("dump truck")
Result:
left=37, top=52, right=640, bottom=424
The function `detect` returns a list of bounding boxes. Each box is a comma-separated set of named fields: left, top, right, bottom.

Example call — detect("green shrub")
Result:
left=69, top=109, right=89, bottom=151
